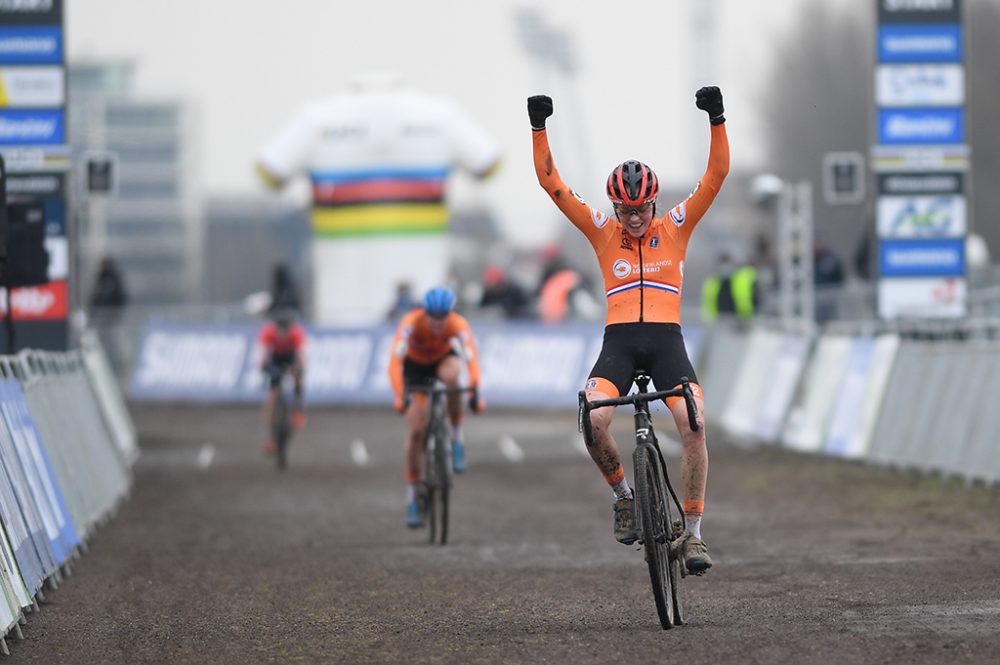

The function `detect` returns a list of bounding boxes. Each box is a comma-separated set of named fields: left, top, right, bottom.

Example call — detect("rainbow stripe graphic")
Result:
left=309, top=166, right=452, bottom=237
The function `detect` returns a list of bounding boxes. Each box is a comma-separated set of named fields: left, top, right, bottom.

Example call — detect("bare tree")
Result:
left=760, top=1, right=1000, bottom=275
left=967, top=1, right=1000, bottom=256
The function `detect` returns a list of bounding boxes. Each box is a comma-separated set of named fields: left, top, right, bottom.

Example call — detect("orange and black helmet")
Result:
left=606, top=160, right=659, bottom=206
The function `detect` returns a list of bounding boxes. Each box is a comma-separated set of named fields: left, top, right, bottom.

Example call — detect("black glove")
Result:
left=468, top=387, right=484, bottom=414
left=695, top=86, right=725, bottom=125
left=527, top=95, right=553, bottom=130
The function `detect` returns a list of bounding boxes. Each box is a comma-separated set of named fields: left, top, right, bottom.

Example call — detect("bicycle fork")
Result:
left=636, top=409, right=687, bottom=544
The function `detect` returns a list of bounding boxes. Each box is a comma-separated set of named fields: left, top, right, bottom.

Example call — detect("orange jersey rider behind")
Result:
left=529, top=86, right=729, bottom=575
left=388, top=287, right=483, bottom=528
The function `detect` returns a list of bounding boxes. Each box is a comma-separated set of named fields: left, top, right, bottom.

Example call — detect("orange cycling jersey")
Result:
left=388, top=309, right=482, bottom=399
left=532, top=124, right=729, bottom=326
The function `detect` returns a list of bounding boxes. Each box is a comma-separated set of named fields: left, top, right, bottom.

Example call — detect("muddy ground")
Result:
left=10, top=404, right=1000, bottom=664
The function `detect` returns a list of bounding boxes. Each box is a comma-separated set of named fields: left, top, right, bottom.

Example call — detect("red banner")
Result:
left=0, top=281, right=69, bottom=320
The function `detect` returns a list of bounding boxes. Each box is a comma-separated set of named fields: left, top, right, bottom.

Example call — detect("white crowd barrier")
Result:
left=0, top=340, right=137, bottom=654
left=697, top=318, right=1000, bottom=485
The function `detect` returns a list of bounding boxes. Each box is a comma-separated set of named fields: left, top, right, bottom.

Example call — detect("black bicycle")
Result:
left=578, top=372, right=700, bottom=629
left=265, top=365, right=297, bottom=470
left=407, top=384, right=475, bottom=545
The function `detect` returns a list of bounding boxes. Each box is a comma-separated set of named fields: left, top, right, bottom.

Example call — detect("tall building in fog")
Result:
left=68, top=60, right=202, bottom=305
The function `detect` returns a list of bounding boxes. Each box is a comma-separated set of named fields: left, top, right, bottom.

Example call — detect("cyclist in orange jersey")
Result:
left=388, top=287, right=484, bottom=528
left=528, top=87, right=729, bottom=574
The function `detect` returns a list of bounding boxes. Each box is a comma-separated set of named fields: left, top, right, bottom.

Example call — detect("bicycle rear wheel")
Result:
left=635, top=444, right=674, bottom=629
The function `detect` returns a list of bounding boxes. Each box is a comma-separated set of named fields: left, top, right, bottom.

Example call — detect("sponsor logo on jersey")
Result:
left=641, top=259, right=672, bottom=274
left=571, top=190, right=587, bottom=205
left=613, top=259, right=632, bottom=279
left=586, top=378, right=598, bottom=390
left=619, top=231, right=633, bottom=250
left=669, top=203, right=687, bottom=226
left=650, top=235, right=660, bottom=248
left=591, top=208, right=609, bottom=229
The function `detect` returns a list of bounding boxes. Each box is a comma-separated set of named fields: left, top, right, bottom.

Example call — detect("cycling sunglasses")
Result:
left=614, top=201, right=654, bottom=217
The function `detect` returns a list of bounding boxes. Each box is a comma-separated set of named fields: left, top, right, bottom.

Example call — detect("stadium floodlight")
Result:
left=749, top=173, right=785, bottom=208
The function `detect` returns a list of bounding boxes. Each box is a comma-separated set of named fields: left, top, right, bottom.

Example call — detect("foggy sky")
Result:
left=67, top=0, right=851, bottom=247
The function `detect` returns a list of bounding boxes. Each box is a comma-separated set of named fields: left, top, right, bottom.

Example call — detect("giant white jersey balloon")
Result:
left=257, top=76, right=501, bottom=323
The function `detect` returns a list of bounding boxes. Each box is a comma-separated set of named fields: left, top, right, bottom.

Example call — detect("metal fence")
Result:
left=0, top=337, right=137, bottom=654
left=696, top=316, right=1000, bottom=485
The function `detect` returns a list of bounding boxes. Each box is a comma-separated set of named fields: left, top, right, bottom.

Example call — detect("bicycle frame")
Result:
left=578, top=373, right=700, bottom=628
left=406, top=383, right=475, bottom=545
left=578, top=375, right=697, bottom=534
left=266, top=366, right=298, bottom=470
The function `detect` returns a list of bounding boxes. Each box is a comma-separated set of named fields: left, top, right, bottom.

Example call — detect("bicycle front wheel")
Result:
left=421, top=424, right=439, bottom=544
left=635, top=444, right=674, bottom=629
left=272, top=394, right=290, bottom=470
left=435, top=429, right=451, bottom=545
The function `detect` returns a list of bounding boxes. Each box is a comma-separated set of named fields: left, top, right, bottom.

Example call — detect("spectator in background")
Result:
left=90, top=255, right=128, bottom=313
left=814, top=235, right=845, bottom=324
left=813, top=235, right=845, bottom=288
left=386, top=280, right=419, bottom=321
left=479, top=265, right=531, bottom=320
left=538, top=267, right=600, bottom=324
left=89, top=255, right=129, bottom=376
left=268, top=263, right=302, bottom=317
left=536, top=242, right=570, bottom=295
left=701, top=252, right=757, bottom=323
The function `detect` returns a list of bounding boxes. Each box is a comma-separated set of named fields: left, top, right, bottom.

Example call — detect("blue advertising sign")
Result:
left=0, top=26, right=62, bottom=64
left=878, top=25, right=962, bottom=63
left=128, top=321, right=714, bottom=409
left=878, top=172, right=963, bottom=196
left=0, top=379, right=79, bottom=566
left=879, top=238, right=965, bottom=277
left=878, top=0, right=960, bottom=24
left=0, top=0, right=63, bottom=25
left=0, top=109, right=64, bottom=145
left=878, top=108, right=963, bottom=145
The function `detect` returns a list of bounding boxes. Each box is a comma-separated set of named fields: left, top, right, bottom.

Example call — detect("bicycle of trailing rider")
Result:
left=407, top=383, right=475, bottom=545
left=579, top=372, right=700, bottom=629
left=265, top=366, right=296, bottom=470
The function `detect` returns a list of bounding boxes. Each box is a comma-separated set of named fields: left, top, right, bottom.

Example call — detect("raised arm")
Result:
left=529, top=96, right=613, bottom=248
left=671, top=87, right=731, bottom=238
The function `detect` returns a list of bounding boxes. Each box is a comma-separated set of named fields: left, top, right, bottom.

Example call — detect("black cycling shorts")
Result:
left=403, top=351, right=458, bottom=389
left=264, top=352, right=297, bottom=388
left=588, top=322, right=698, bottom=396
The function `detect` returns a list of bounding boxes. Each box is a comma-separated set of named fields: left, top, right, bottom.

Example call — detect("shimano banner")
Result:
left=129, top=322, right=704, bottom=409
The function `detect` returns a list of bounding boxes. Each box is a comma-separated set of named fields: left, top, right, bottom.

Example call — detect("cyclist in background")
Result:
left=259, top=309, right=307, bottom=454
left=388, top=287, right=484, bottom=528
left=528, top=87, right=729, bottom=574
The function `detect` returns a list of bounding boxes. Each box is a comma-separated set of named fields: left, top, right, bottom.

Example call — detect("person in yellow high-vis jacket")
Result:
left=701, top=254, right=757, bottom=322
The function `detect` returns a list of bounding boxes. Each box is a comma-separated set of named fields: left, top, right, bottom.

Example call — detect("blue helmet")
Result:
left=423, top=287, right=456, bottom=318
